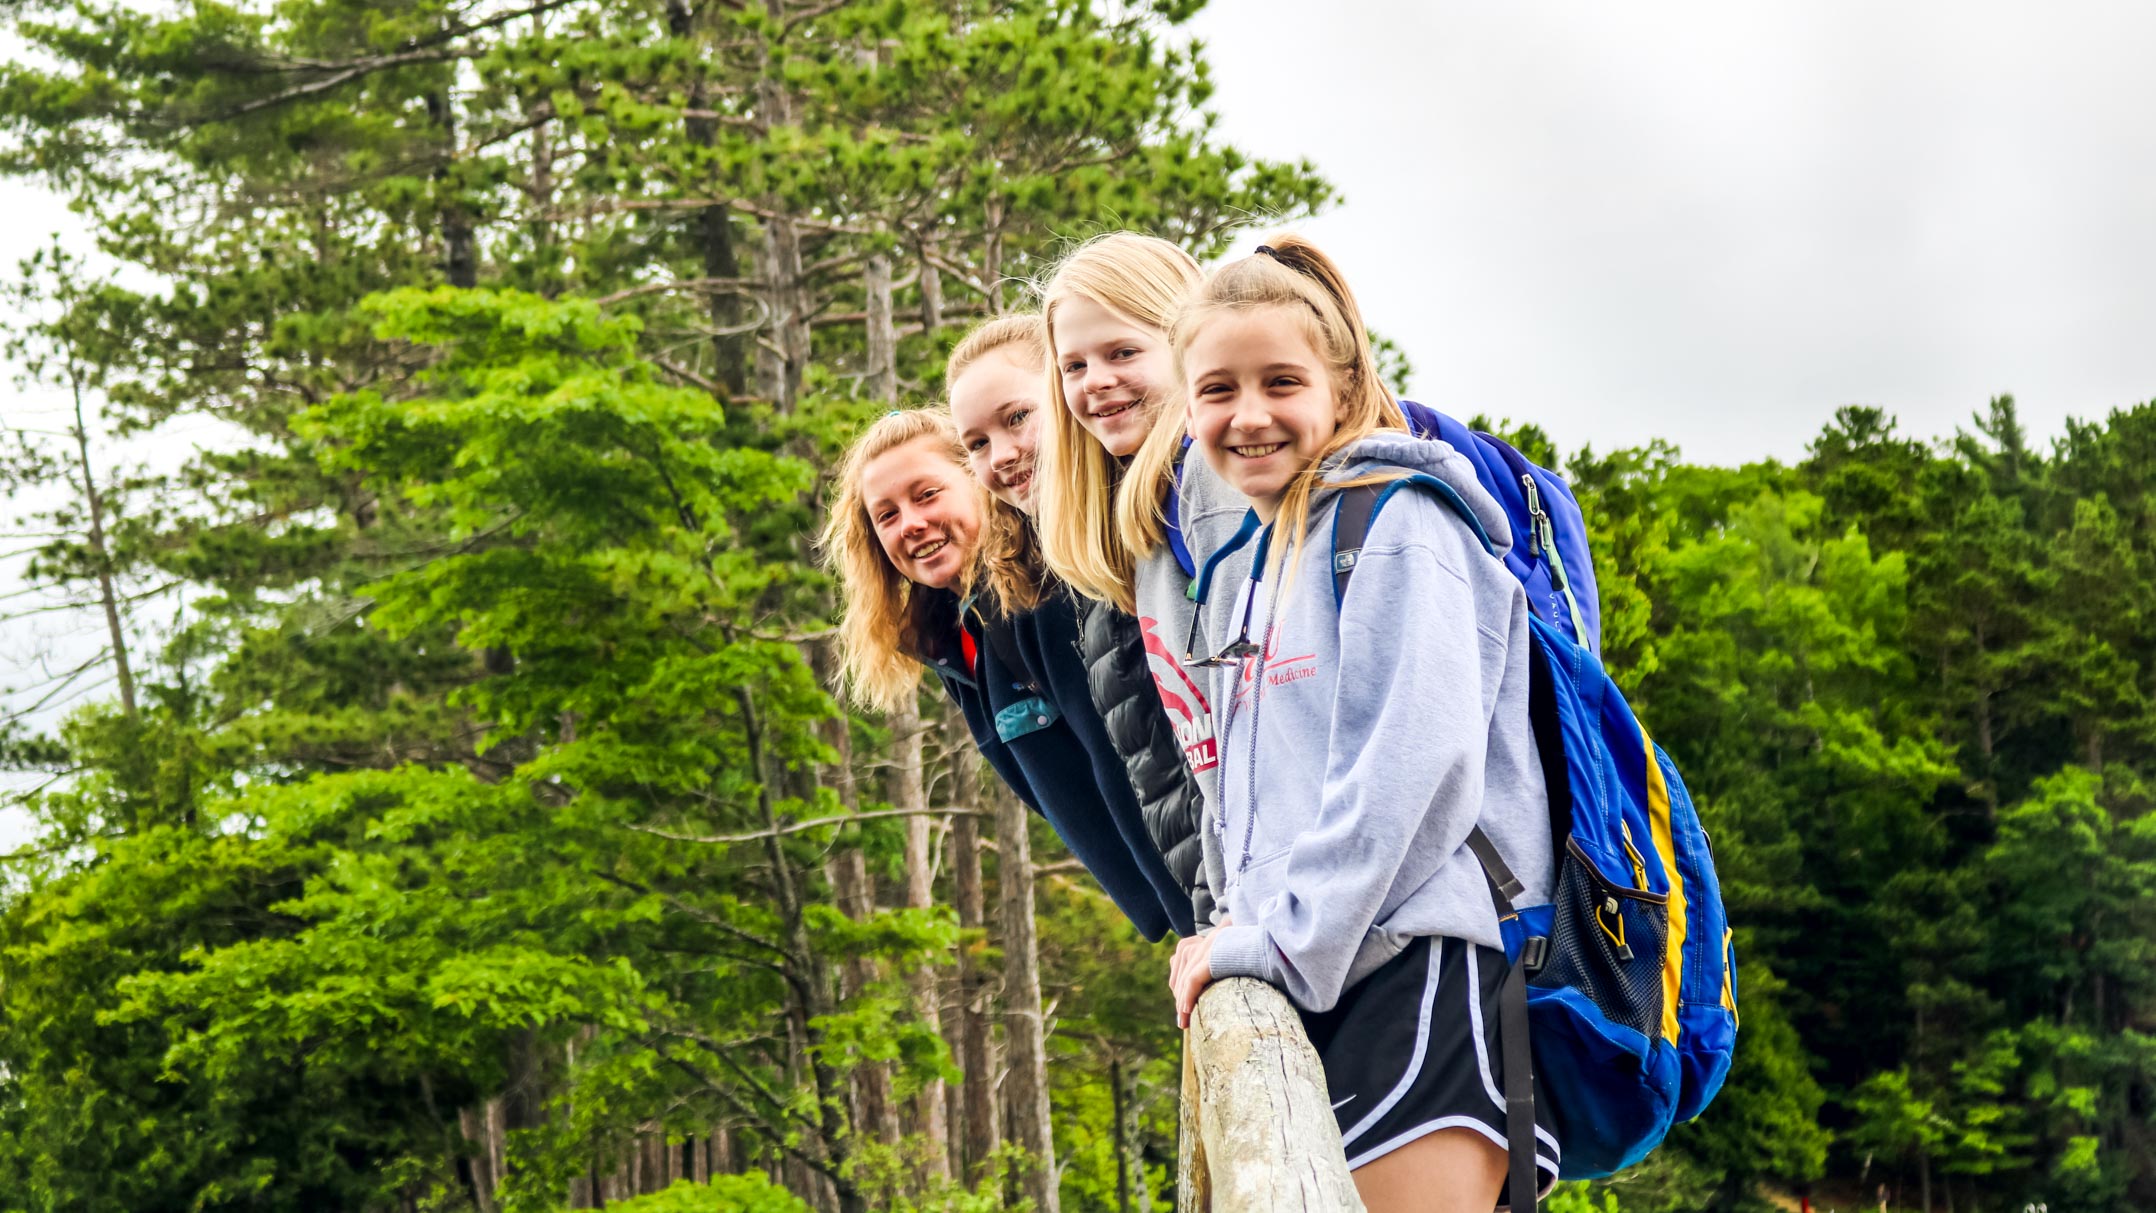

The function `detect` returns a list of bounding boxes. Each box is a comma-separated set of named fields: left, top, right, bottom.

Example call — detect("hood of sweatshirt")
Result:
left=1314, top=429, right=1514, bottom=563
left=1188, top=428, right=1514, bottom=610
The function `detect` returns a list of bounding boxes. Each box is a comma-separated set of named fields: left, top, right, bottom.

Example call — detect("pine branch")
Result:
left=207, top=0, right=588, bottom=119
left=0, top=650, right=110, bottom=725
left=647, top=354, right=729, bottom=399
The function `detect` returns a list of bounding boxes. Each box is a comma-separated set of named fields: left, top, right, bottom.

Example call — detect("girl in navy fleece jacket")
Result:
left=822, top=408, right=1191, bottom=940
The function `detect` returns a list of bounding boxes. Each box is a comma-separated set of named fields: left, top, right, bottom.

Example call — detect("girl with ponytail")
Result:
left=1163, top=236, right=1559, bottom=1212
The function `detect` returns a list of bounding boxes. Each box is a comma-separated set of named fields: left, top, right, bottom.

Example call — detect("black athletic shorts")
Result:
left=1298, top=934, right=1560, bottom=1204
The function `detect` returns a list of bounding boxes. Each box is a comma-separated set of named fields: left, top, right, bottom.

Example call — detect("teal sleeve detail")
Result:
left=994, top=696, right=1061, bottom=742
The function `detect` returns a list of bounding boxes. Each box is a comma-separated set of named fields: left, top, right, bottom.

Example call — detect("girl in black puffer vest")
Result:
left=1030, top=234, right=1223, bottom=928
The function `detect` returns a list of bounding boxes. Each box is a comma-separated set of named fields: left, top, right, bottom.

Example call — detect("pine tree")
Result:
left=0, top=1, right=1330, bottom=1208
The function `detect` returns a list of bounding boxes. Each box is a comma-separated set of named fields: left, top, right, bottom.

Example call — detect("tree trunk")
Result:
left=950, top=740, right=1000, bottom=1180
left=712, top=1126, right=736, bottom=1175
left=735, top=686, right=864, bottom=1213
left=701, top=206, right=747, bottom=395
left=831, top=845, right=900, bottom=1145
left=526, top=103, right=554, bottom=260
left=68, top=375, right=135, bottom=718
left=1111, top=1054, right=1131, bottom=1213
left=818, top=642, right=900, bottom=1147
left=919, top=248, right=945, bottom=332
left=485, top=1028, right=544, bottom=1193
left=458, top=1105, right=499, bottom=1213
left=982, top=197, right=1007, bottom=315
left=667, top=0, right=747, bottom=395
left=425, top=90, right=477, bottom=289
left=1974, top=681, right=1997, bottom=819
left=758, top=211, right=808, bottom=412
left=1119, top=1053, right=1154, bottom=1213
left=751, top=30, right=809, bottom=412
left=889, top=693, right=951, bottom=1180
left=486, top=1097, right=508, bottom=1199
left=866, top=254, right=898, bottom=405
left=994, top=783, right=1060, bottom=1213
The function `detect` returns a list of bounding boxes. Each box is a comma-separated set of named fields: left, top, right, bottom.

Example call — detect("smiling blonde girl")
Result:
left=949, top=314, right=1047, bottom=514
left=1164, top=237, right=1558, bottom=1213
left=823, top=407, right=1192, bottom=940
left=1031, top=233, right=1231, bottom=927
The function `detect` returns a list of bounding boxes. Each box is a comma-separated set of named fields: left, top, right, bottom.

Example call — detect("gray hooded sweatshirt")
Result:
left=1131, top=446, right=1256, bottom=925
left=1197, top=432, right=1554, bottom=1013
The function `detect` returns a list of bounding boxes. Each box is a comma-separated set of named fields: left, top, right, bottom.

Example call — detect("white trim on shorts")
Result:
left=1466, top=944, right=1565, bottom=1159
left=1344, top=1114, right=1561, bottom=1199
left=1339, top=933, right=1447, bottom=1150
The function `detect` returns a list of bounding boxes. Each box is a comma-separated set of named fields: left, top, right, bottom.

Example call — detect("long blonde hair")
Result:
left=820, top=408, right=986, bottom=711
left=1168, top=234, right=1408, bottom=585
left=945, top=313, right=1048, bottom=616
left=1034, top=233, right=1202, bottom=612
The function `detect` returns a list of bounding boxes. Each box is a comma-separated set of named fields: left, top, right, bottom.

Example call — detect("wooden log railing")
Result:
left=1177, top=977, right=1365, bottom=1212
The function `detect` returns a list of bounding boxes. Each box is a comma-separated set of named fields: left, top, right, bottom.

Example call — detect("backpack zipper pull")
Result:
left=1520, top=472, right=1574, bottom=592
left=1520, top=474, right=1545, bottom=557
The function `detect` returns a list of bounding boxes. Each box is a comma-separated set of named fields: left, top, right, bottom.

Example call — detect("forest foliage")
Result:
left=0, top=2, right=2150, bottom=1212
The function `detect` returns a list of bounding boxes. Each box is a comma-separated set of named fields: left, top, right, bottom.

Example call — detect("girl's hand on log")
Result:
left=1170, top=931, right=1217, bottom=1030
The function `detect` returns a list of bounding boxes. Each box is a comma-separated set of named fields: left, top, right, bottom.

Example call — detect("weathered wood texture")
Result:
left=1176, top=978, right=1363, bottom=1213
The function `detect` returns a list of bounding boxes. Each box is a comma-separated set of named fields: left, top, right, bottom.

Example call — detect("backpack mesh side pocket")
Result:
left=1530, top=839, right=1669, bottom=1040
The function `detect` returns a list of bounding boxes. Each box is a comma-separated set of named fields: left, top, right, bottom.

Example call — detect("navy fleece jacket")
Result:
left=918, top=590, right=1193, bottom=941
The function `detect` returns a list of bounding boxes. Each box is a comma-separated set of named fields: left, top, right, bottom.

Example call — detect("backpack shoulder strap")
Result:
left=1330, top=483, right=1384, bottom=606
left=1468, top=831, right=1540, bottom=1211
left=1329, top=474, right=1499, bottom=606
left=1164, top=440, right=1196, bottom=579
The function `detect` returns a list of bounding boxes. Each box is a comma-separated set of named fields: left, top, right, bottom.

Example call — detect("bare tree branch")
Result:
left=624, top=805, right=986, bottom=846
left=594, top=276, right=759, bottom=307
left=217, top=50, right=477, bottom=119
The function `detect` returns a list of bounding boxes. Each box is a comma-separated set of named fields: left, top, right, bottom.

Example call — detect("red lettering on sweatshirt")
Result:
left=1139, top=615, right=1219, bottom=774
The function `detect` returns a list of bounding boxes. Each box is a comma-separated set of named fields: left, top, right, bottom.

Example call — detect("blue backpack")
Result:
left=1318, top=415, right=1737, bottom=1206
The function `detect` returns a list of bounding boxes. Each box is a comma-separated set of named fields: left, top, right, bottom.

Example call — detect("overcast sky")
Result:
left=8, top=2, right=2156, bottom=846
left=1185, top=0, right=2156, bottom=466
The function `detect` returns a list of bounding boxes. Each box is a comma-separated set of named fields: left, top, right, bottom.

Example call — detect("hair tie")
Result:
left=1255, top=244, right=1305, bottom=277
